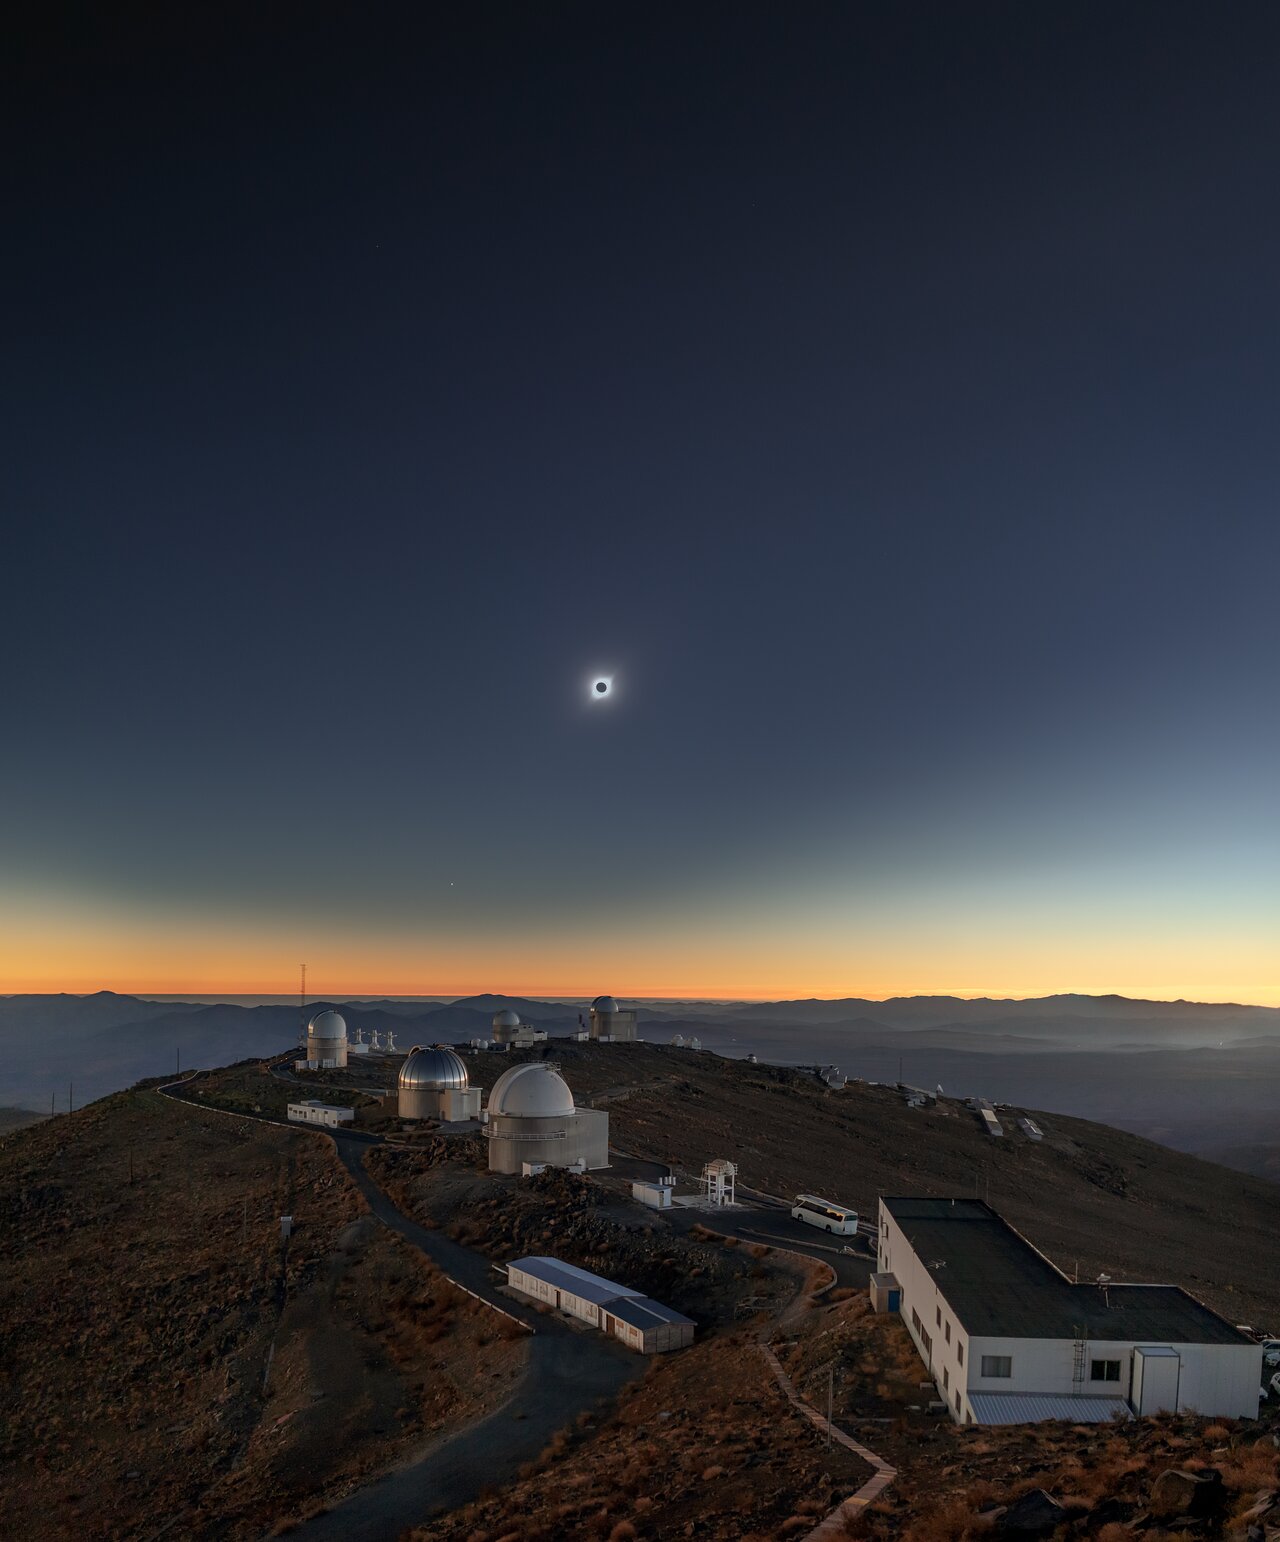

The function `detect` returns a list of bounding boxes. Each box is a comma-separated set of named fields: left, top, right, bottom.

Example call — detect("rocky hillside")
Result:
left=0, top=1087, right=525, bottom=1541
left=459, top=1040, right=1280, bottom=1330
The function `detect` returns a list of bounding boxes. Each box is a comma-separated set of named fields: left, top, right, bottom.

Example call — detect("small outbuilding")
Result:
left=631, top=1179, right=673, bottom=1209
left=869, top=1271, right=902, bottom=1314
left=287, top=1100, right=354, bottom=1128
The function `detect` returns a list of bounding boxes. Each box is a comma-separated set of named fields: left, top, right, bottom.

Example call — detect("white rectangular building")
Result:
left=631, top=1179, right=674, bottom=1209
left=877, top=1197, right=1262, bottom=1425
left=287, top=1100, right=355, bottom=1129
left=505, top=1255, right=694, bottom=1353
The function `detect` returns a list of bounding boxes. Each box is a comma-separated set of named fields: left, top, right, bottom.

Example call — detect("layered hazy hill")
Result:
left=2, top=989, right=1278, bottom=1179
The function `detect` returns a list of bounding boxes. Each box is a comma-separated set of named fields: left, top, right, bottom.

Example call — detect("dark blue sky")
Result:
left=4, top=3, right=1279, bottom=998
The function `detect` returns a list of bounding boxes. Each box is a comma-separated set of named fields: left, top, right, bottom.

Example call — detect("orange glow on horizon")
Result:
left=3, top=968, right=1278, bottom=1008
left=3, top=891, right=1278, bottom=1006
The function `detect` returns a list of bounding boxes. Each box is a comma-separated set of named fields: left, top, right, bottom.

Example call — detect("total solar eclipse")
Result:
left=595, top=680, right=608, bottom=694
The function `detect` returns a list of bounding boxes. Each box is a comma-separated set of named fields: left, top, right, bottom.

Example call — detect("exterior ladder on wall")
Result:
left=1072, top=1327, right=1087, bottom=1391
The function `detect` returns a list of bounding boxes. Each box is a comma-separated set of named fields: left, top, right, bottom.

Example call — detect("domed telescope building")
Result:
left=491, top=1008, right=547, bottom=1049
left=492, top=1008, right=522, bottom=1044
left=484, top=1062, right=608, bottom=1173
left=588, top=994, right=638, bottom=1042
left=299, top=1008, right=348, bottom=1070
left=398, top=1045, right=481, bottom=1122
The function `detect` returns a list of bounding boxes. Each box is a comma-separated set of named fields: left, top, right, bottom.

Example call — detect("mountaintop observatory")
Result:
left=484, top=1061, right=608, bottom=1173
left=491, top=1008, right=548, bottom=1048
left=589, top=994, right=638, bottom=1042
left=299, top=1008, right=348, bottom=1070
left=398, top=1044, right=481, bottom=1121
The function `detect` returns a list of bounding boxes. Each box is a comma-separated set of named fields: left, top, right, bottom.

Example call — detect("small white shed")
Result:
left=287, top=1100, right=354, bottom=1128
left=632, top=1180, right=673, bottom=1209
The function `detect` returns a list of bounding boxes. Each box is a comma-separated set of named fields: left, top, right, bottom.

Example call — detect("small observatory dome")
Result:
left=591, top=995, right=619, bottom=1014
left=399, top=1044, right=469, bottom=1092
left=487, top=1062, right=575, bottom=1119
left=308, top=1008, right=348, bottom=1039
left=492, top=1007, right=522, bottom=1044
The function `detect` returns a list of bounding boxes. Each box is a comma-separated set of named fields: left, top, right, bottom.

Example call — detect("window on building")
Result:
left=955, top=1389, right=962, bottom=1414
left=936, top=1306, right=942, bottom=1327
left=957, top=1342, right=964, bottom=1366
left=945, top=1321, right=951, bottom=1344
left=1090, top=1359, right=1122, bottom=1383
left=943, top=1367, right=949, bottom=1391
left=980, top=1355, right=1012, bottom=1378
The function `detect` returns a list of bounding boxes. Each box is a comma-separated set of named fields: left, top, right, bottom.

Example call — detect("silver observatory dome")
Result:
left=492, top=1009, right=521, bottom=1028
left=591, top=995, right=619, bottom=1014
left=398, top=1044, right=470, bottom=1092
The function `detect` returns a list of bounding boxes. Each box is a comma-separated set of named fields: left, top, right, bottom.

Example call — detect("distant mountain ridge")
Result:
left=722, top=992, right=1278, bottom=1025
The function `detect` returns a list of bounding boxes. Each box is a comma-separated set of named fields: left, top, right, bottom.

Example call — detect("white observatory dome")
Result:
left=591, top=995, right=619, bottom=1014
left=308, top=1009, right=347, bottom=1040
left=492, top=1009, right=521, bottom=1029
left=487, top=1062, right=575, bottom=1119
left=399, top=1044, right=469, bottom=1092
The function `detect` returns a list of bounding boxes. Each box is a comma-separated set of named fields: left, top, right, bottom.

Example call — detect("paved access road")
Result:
left=283, top=1137, right=637, bottom=1542
left=662, top=1202, right=875, bottom=1292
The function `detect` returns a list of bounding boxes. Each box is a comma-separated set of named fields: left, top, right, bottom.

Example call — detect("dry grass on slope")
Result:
left=852, top=1413, right=1279, bottom=1542
left=407, top=1326, right=871, bottom=1542
left=0, top=1089, right=525, bottom=1541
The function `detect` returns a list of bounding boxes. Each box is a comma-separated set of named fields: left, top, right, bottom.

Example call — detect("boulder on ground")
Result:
left=1149, top=1466, right=1225, bottom=1519
left=1238, top=1488, right=1278, bottom=1523
left=1083, top=1495, right=1133, bottom=1531
left=995, top=1488, right=1066, bottom=1537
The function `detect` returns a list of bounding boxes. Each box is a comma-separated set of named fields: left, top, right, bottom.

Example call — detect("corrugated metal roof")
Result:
left=969, top=1393, right=1131, bottom=1425
left=507, top=1256, right=644, bottom=1306
left=608, top=1296, right=694, bottom=1331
